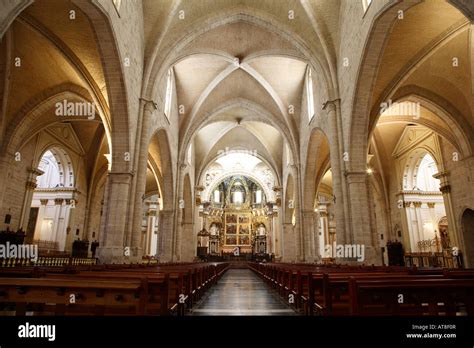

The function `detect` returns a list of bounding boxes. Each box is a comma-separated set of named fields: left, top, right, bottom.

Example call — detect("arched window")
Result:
left=164, top=69, right=173, bottom=119
left=231, top=181, right=245, bottom=204
left=306, top=68, right=315, bottom=122
left=415, top=154, right=440, bottom=192
left=37, top=149, right=74, bottom=188
left=37, top=150, right=62, bottom=188
left=187, top=143, right=193, bottom=164
left=31, top=147, right=75, bottom=252
left=286, top=143, right=291, bottom=166
left=255, top=190, right=262, bottom=204
left=213, top=190, right=220, bottom=203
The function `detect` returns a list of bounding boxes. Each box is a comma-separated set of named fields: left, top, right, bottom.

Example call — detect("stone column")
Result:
left=302, top=209, right=316, bottom=262
left=318, top=204, right=329, bottom=258
left=266, top=204, right=274, bottom=254
left=57, top=199, right=71, bottom=251
left=151, top=213, right=159, bottom=256
left=99, top=175, right=110, bottom=247
left=413, top=201, right=424, bottom=242
left=346, top=171, right=379, bottom=264
left=19, top=168, right=44, bottom=231
left=129, top=99, right=157, bottom=261
left=403, top=201, right=416, bottom=252
left=282, top=222, right=296, bottom=262
left=312, top=209, right=321, bottom=262
left=158, top=209, right=174, bottom=262
left=288, top=165, right=304, bottom=261
left=33, top=199, right=49, bottom=241
left=175, top=167, right=186, bottom=261
left=272, top=187, right=282, bottom=259
left=329, top=220, right=337, bottom=246
left=322, top=100, right=348, bottom=245
left=51, top=198, right=64, bottom=248
left=434, top=172, right=459, bottom=249
left=64, top=198, right=75, bottom=253
left=146, top=207, right=157, bottom=255
left=427, top=201, right=436, bottom=230
left=96, top=172, right=133, bottom=263
left=181, top=222, right=194, bottom=261
left=273, top=209, right=282, bottom=259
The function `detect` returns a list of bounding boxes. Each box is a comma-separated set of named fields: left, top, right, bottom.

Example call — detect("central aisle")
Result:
left=191, top=268, right=298, bottom=316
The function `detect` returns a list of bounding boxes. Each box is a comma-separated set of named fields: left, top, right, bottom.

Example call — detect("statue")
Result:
left=210, top=223, right=220, bottom=237
left=257, top=223, right=266, bottom=236
left=440, top=227, right=450, bottom=249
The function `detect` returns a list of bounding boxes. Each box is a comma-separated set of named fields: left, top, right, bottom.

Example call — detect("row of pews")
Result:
left=0, top=262, right=230, bottom=316
left=248, top=262, right=474, bottom=316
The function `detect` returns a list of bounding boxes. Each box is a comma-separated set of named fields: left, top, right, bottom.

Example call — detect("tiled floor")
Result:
left=190, top=269, right=299, bottom=316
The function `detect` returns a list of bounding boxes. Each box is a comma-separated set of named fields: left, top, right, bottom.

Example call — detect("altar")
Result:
left=198, top=175, right=273, bottom=257
left=222, top=212, right=252, bottom=253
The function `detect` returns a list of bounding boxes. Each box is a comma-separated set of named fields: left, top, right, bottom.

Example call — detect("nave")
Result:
left=191, top=269, right=297, bottom=316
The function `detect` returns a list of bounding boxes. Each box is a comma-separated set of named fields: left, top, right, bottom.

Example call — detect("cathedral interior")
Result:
left=0, top=0, right=474, bottom=331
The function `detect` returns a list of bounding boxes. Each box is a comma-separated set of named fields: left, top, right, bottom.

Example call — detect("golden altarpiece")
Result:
left=201, top=176, right=270, bottom=256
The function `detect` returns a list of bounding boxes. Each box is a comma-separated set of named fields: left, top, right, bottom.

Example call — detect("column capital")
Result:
left=345, top=171, right=367, bottom=183
left=159, top=209, right=174, bottom=218
left=322, top=98, right=341, bottom=112
left=440, top=184, right=451, bottom=194
left=319, top=210, right=329, bottom=217
left=40, top=199, right=49, bottom=205
left=413, top=201, right=422, bottom=208
left=28, top=167, right=44, bottom=177
left=146, top=210, right=157, bottom=217
left=288, top=164, right=297, bottom=171
left=107, top=172, right=134, bottom=183
left=433, top=171, right=449, bottom=180
left=25, top=181, right=37, bottom=190
left=302, top=210, right=316, bottom=218
left=54, top=198, right=64, bottom=205
left=427, top=202, right=436, bottom=209
left=139, top=97, right=158, bottom=111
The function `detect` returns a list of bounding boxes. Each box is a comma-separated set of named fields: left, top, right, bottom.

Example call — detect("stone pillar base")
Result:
left=127, top=246, right=144, bottom=263
left=357, top=246, right=380, bottom=266
left=97, top=246, right=125, bottom=264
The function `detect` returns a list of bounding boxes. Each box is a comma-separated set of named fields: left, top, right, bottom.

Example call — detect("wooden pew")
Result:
left=248, top=262, right=474, bottom=316
left=349, top=277, right=474, bottom=315
left=0, top=261, right=230, bottom=316
left=43, top=272, right=172, bottom=315
left=310, top=272, right=446, bottom=316
left=0, top=277, right=146, bottom=316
